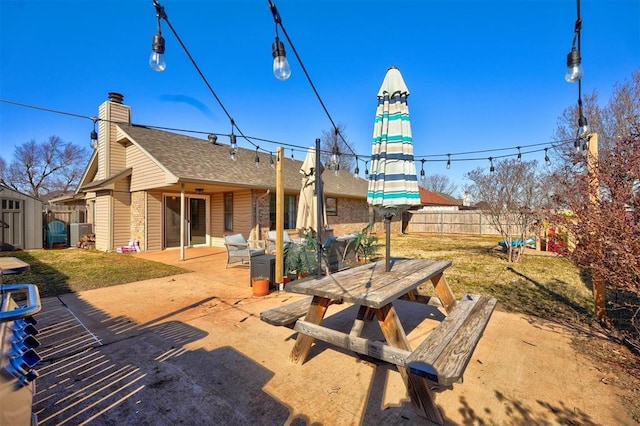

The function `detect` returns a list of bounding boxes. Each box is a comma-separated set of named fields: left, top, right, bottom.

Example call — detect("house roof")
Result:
left=418, top=187, right=460, bottom=206
left=116, top=124, right=368, bottom=198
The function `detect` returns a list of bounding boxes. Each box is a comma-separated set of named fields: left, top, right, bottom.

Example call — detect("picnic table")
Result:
left=261, top=257, right=496, bottom=424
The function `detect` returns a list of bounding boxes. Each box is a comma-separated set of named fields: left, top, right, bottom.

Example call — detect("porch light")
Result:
left=269, top=1, right=291, bottom=81
left=149, top=0, right=167, bottom=72
left=195, top=188, right=203, bottom=194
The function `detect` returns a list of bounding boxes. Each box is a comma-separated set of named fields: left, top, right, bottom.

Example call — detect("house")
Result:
left=67, top=93, right=370, bottom=252
left=0, top=183, right=43, bottom=250
left=416, top=187, right=461, bottom=210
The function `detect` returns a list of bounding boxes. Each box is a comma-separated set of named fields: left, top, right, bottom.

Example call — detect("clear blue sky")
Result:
left=1, top=0, right=638, bottom=194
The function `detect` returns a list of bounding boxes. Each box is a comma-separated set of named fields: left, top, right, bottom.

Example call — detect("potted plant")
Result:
left=252, top=276, right=270, bottom=296
left=354, top=224, right=380, bottom=263
left=284, top=237, right=319, bottom=279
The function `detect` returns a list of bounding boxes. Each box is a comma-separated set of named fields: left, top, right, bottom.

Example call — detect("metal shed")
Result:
left=0, top=184, right=43, bottom=250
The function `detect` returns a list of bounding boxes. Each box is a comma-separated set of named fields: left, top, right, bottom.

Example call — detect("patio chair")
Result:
left=224, top=233, right=265, bottom=269
left=46, top=220, right=67, bottom=248
left=266, top=230, right=293, bottom=254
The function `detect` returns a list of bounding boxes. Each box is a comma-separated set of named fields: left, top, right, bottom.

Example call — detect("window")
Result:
left=326, top=197, right=337, bottom=216
left=270, top=194, right=297, bottom=229
left=224, top=193, right=233, bottom=231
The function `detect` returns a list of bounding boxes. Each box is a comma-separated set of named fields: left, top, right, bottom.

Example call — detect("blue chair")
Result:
left=46, top=220, right=67, bottom=248
left=224, top=233, right=265, bottom=268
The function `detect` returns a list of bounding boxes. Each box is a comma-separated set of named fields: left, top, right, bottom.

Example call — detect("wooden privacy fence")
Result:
left=406, top=210, right=501, bottom=236
left=43, top=205, right=88, bottom=226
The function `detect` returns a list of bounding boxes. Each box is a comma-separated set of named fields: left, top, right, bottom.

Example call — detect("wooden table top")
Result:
left=290, top=258, right=452, bottom=309
left=0, top=257, right=30, bottom=274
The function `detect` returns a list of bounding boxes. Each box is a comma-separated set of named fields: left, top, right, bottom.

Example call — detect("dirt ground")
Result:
left=31, top=247, right=635, bottom=425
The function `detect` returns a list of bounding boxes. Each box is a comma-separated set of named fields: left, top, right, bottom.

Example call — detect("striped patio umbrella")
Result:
left=367, top=66, right=421, bottom=271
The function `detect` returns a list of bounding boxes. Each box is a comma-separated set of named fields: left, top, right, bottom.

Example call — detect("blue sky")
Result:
left=1, top=0, right=638, bottom=194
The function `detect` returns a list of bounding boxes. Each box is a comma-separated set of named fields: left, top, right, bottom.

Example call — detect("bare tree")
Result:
left=0, top=157, right=6, bottom=185
left=320, top=123, right=356, bottom=173
left=465, top=158, right=550, bottom=262
left=4, top=136, right=89, bottom=199
left=421, top=174, right=458, bottom=195
left=553, top=70, right=639, bottom=344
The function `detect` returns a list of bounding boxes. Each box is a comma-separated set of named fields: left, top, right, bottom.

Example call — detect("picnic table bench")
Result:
left=259, top=258, right=496, bottom=424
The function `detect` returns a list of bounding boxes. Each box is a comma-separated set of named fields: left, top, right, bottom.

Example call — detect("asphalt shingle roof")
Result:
left=118, top=124, right=368, bottom=198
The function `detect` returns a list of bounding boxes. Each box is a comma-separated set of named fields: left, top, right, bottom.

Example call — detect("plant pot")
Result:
left=252, top=278, right=270, bottom=296
left=282, top=276, right=291, bottom=284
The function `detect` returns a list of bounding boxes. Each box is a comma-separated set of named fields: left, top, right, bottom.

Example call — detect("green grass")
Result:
left=1, top=249, right=186, bottom=298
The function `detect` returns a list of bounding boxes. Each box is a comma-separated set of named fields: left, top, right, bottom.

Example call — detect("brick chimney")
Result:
left=96, top=92, right=131, bottom=180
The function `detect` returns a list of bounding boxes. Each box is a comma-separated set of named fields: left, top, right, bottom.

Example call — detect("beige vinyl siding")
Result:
left=232, top=190, right=252, bottom=237
left=211, top=193, right=224, bottom=242
left=107, top=103, right=129, bottom=175
left=147, top=190, right=163, bottom=251
left=94, top=193, right=111, bottom=251
left=112, top=178, right=131, bottom=249
left=97, top=101, right=130, bottom=180
left=126, top=144, right=168, bottom=191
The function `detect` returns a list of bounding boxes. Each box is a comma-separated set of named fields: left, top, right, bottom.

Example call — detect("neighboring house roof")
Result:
left=96, top=124, right=368, bottom=198
left=418, top=187, right=460, bottom=206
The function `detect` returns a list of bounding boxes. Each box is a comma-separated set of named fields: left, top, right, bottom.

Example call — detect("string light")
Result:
left=90, top=117, right=98, bottom=149
left=517, top=146, right=522, bottom=162
left=420, top=159, right=426, bottom=184
left=254, top=147, right=260, bottom=167
left=269, top=1, right=291, bottom=81
left=565, top=0, right=583, bottom=83
left=364, top=161, right=369, bottom=178
left=354, top=156, right=359, bottom=178
left=489, top=157, right=495, bottom=173
left=229, top=119, right=238, bottom=161
left=149, top=0, right=167, bottom=72
left=544, top=148, right=551, bottom=166
left=270, top=152, right=275, bottom=168
left=291, top=149, right=294, bottom=159
left=446, top=154, right=451, bottom=169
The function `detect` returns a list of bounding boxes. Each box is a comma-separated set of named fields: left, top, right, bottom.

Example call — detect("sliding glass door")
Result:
left=164, top=195, right=208, bottom=248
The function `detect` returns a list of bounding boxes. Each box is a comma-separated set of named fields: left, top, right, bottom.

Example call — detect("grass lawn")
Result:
left=0, top=249, right=186, bottom=298
left=385, top=234, right=594, bottom=328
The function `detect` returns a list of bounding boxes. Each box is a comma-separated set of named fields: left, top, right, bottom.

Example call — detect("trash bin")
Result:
left=250, top=254, right=275, bottom=288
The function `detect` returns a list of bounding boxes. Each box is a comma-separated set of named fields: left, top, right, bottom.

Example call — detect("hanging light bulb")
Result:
left=544, top=148, right=551, bottom=166
left=331, top=144, right=340, bottom=168
left=364, top=161, right=369, bottom=178
left=489, top=157, right=495, bottom=173
left=517, top=147, right=522, bottom=162
left=578, top=115, right=590, bottom=138
left=270, top=152, right=275, bottom=168
left=149, top=33, right=166, bottom=71
left=255, top=148, right=260, bottom=167
left=90, top=118, right=98, bottom=149
left=149, top=1, right=167, bottom=72
left=565, top=47, right=583, bottom=83
left=354, top=157, right=360, bottom=178
left=446, top=154, right=451, bottom=169
left=229, top=133, right=237, bottom=161
left=420, top=159, right=426, bottom=185
left=208, top=134, right=218, bottom=144
left=272, top=37, right=291, bottom=81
